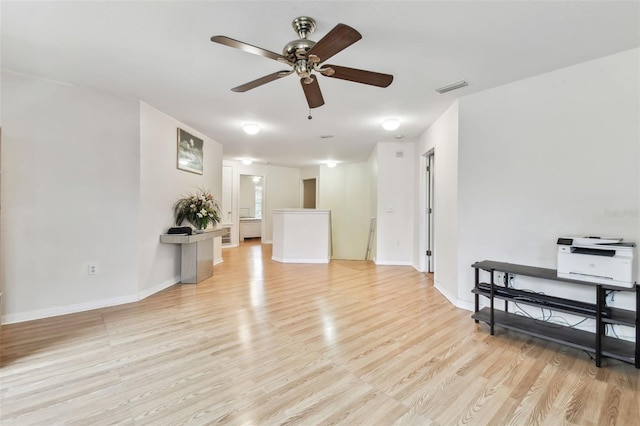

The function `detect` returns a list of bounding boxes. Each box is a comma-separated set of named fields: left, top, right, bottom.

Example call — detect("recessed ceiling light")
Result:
left=243, top=123, right=260, bottom=135
left=241, top=159, right=253, bottom=165
left=395, top=134, right=404, bottom=139
left=327, top=161, right=337, bottom=168
left=382, top=118, right=400, bottom=131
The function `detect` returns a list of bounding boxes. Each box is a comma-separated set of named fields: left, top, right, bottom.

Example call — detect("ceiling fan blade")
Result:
left=211, top=35, right=290, bottom=63
left=232, top=71, right=292, bottom=92
left=306, top=24, right=362, bottom=63
left=322, top=65, right=393, bottom=87
left=301, top=77, right=325, bottom=109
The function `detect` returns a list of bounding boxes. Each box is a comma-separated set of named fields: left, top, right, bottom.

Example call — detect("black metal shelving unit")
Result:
left=471, top=260, right=639, bottom=368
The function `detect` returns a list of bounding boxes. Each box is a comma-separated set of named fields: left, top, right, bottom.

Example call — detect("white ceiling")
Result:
left=2, top=1, right=639, bottom=168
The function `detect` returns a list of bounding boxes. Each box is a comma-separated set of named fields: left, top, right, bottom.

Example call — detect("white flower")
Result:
left=196, top=213, right=203, bottom=218
left=208, top=213, right=213, bottom=217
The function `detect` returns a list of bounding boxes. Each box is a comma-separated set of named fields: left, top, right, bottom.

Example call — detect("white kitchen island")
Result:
left=272, top=209, right=331, bottom=263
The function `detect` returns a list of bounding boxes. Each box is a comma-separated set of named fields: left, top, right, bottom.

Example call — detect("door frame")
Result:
left=238, top=173, right=266, bottom=242
left=425, top=151, right=435, bottom=273
left=300, top=176, right=318, bottom=209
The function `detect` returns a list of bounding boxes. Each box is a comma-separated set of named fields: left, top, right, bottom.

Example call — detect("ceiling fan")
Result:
left=211, top=16, right=393, bottom=109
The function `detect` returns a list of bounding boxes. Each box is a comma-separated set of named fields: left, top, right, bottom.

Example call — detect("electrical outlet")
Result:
left=88, top=262, right=99, bottom=275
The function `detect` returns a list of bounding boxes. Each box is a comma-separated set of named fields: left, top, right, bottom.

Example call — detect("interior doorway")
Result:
left=302, top=178, right=317, bottom=209
left=239, top=174, right=264, bottom=242
left=425, top=151, right=434, bottom=273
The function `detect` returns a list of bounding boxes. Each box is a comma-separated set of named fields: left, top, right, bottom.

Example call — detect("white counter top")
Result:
left=273, top=209, right=331, bottom=214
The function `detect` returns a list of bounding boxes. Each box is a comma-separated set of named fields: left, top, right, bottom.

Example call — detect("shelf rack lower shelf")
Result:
left=472, top=286, right=637, bottom=326
left=472, top=308, right=636, bottom=365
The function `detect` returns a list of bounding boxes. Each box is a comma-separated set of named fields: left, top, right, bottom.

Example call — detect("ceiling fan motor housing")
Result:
left=283, top=38, right=316, bottom=60
left=284, top=16, right=318, bottom=61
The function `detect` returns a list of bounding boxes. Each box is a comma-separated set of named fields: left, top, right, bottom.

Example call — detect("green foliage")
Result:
left=173, top=188, right=222, bottom=230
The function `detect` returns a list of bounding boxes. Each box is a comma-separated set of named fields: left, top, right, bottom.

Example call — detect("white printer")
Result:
left=557, top=236, right=636, bottom=288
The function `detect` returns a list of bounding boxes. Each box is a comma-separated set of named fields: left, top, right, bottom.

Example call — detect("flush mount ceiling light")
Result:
left=243, top=123, right=260, bottom=135
left=326, top=161, right=337, bottom=168
left=241, top=159, right=253, bottom=165
left=382, top=118, right=400, bottom=131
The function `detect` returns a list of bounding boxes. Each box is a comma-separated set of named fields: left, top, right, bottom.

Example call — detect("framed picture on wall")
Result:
left=177, top=128, right=204, bottom=174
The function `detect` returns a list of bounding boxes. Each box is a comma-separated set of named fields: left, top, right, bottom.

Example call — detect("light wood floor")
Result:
left=1, top=241, right=638, bottom=425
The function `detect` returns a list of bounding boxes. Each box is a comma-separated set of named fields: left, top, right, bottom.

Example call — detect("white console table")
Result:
left=160, top=229, right=224, bottom=283
left=272, top=209, right=331, bottom=263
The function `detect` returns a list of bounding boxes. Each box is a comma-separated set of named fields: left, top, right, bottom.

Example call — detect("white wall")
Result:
left=300, top=166, right=319, bottom=181
left=0, top=74, right=225, bottom=323
left=374, top=142, right=416, bottom=265
left=414, top=49, right=639, bottom=322
left=318, top=162, right=371, bottom=260
left=415, top=101, right=460, bottom=303
left=456, top=49, right=639, bottom=309
left=138, top=103, right=223, bottom=297
left=1, top=72, right=141, bottom=322
left=223, top=160, right=300, bottom=244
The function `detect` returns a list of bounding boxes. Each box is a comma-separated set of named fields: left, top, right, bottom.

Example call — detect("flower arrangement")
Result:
left=173, top=188, right=222, bottom=231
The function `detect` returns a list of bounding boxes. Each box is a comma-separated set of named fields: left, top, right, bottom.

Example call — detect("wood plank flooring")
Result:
left=1, top=240, right=638, bottom=425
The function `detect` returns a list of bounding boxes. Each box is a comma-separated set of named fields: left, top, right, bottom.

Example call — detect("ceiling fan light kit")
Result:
left=211, top=16, right=394, bottom=109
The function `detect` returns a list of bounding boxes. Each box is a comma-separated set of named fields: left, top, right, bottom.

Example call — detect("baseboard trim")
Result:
left=455, top=299, right=474, bottom=312
left=434, top=282, right=457, bottom=307
left=138, top=276, right=180, bottom=300
left=2, top=294, right=139, bottom=325
left=433, top=282, right=474, bottom=312
left=374, top=260, right=413, bottom=266
left=271, top=256, right=329, bottom=264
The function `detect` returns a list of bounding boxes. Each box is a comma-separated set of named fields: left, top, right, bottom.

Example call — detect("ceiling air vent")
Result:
left=320, top=135, right=334, bottom=139
left=435, top=80, right=468, bottom=94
